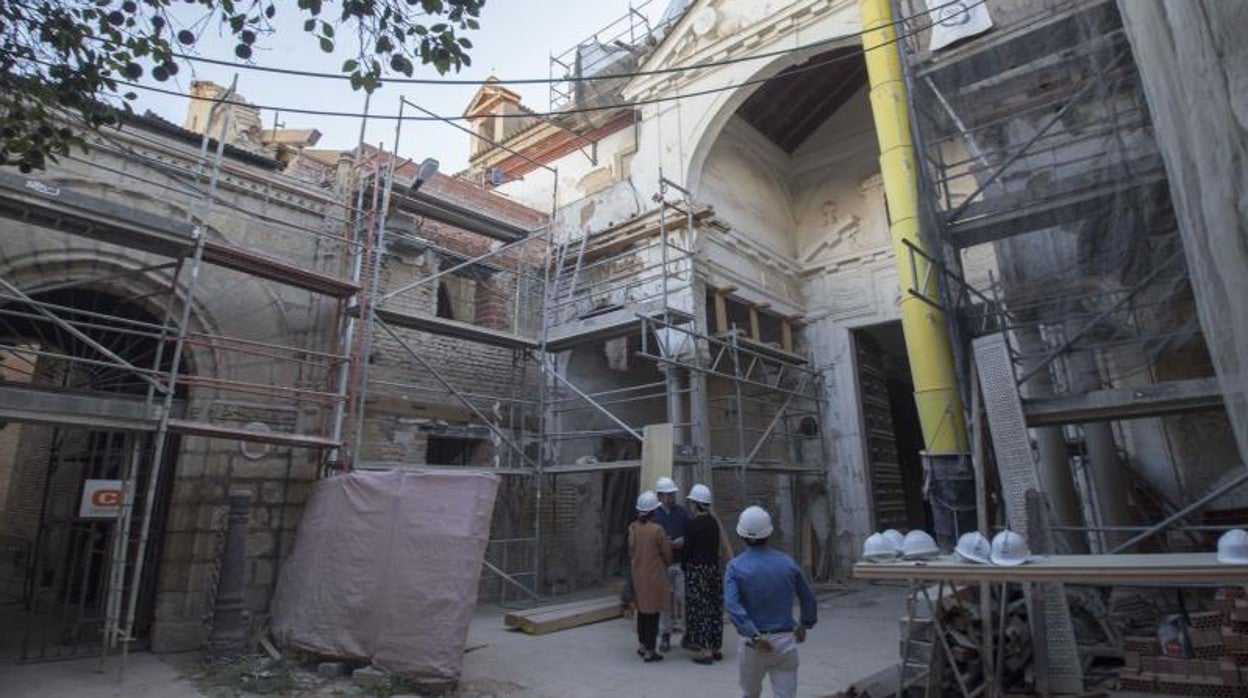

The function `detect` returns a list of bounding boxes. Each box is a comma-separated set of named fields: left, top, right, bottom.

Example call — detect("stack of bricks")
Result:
left=1120, top=588, right=1248, bottom=697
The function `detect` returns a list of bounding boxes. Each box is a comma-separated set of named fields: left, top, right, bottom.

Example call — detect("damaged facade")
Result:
left=1, top=0, right=1245, bottom=682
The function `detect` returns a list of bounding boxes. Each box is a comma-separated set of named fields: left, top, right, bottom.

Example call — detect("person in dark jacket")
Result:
left=682, top=483, right=724, bottom=664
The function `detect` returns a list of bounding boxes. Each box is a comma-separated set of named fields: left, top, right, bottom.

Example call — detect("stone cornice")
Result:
left=625, top=0, right=855, bottom=102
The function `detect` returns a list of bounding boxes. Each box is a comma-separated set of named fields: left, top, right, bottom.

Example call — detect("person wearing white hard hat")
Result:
left=683, top=484, right=724, bottom=664
left=628, top=490, right=672, bottom=662
left=1217, top=529, right=1248, bottom=565
left=990, top=530, right=1032, bottom=566
left=651, top=476, right=690, bottom=652
left=955, top=531, right=993, bottom=565
left=724, top=506, right=818, bottom=698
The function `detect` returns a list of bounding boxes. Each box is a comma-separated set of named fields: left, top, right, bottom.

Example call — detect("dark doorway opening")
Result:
left=426, top=435, right=481, bottom=465
left=0, top=287, right=185, bottom=662
left=853, top=322, right=929, bottom=532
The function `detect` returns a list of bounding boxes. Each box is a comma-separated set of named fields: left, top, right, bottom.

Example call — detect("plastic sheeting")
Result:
left=270, top=469, right=499, bottom=682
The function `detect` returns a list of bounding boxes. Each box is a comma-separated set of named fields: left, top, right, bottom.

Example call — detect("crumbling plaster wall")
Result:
left=1118, top=0, right=1248, bottom=506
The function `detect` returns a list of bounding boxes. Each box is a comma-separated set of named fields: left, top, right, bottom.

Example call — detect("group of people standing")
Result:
left=625, top=477, right=819, bottom=698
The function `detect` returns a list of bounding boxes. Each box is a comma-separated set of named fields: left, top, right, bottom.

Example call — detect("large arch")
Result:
left=682, top=41, right=864, bottom=196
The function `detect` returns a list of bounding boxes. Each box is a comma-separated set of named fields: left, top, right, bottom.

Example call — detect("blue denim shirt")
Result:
left=723, top=546, right=818, bottom=638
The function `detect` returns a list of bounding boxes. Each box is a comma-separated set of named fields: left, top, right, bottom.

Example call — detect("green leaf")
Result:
left=342, top=59, right=358, bottom=72
left=319, top=36, right=333, bottom=52
left=390, top=54, right=413, bottom=76
left=321, top=21, right=333, bottom=38
left=304, top=18, right=316, bottom=31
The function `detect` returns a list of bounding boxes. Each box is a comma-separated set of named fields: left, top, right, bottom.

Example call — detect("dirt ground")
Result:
left=0, top=582, right=908, bottom=698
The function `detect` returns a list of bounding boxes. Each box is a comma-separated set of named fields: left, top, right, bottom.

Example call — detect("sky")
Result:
left=133, top=1, right=677, bottom=173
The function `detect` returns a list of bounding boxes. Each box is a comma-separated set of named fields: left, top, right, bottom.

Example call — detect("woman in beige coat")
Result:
left=629, top=490, right=673, bottom=662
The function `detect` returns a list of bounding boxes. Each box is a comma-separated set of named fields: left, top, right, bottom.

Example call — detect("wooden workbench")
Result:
left=853, top=553, right=1247, bottom=586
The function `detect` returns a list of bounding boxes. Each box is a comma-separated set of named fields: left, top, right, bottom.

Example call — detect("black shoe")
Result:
left=644, top=652, right=665, bottom=663
left=712, top=650, right=723, bottom=661
left=692, top=656, right=714, bottom=665
left=659, top=634, right=671, bottom=653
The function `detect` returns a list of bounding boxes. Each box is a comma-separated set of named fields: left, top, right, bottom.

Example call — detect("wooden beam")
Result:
left=502, top=596, right=623, bottom=635
left=641, top=423, right=674, bottom=496
left=781, top=319, right=794, bottom=352
left=748, top=306, right=760, bottom=340
left=854, top=552, right=1244, bottom=585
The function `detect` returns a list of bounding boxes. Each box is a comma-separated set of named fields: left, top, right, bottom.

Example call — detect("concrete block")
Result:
left=258, top=480, right=286, bottom=505
left=248, top=505, right=272, bottom=529
left=317, top=662, right=349, bottom=679
left=247, top=530, right=275, bottom=558
left=151, top=619, right=208, bottom=654
left=352, top=665, right=387, bottom=688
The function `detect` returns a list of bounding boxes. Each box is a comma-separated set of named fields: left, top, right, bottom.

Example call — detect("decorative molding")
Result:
left=628, top=0, right=856, bottom=101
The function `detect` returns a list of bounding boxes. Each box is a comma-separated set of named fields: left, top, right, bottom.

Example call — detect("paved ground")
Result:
left=0, top=581, right=909, bottom=697
left=458, top=581, right=909, bottom=698
left=0, top=651, right=203, bottom=698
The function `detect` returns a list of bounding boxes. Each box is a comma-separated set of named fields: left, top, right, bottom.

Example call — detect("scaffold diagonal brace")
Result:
left=376, top=317, right=538, bottom=468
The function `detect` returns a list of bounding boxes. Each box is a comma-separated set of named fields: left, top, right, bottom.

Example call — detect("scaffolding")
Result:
left=347, top=127, right=833, bottom=596
left=0, top=85, right=360, bottom=663
left=882, top=0, right=1243, bottom=694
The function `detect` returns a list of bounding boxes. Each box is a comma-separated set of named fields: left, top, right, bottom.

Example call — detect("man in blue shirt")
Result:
left=724, top=506, right=818, bottom=698
left=650, top=476, right=689, bottom=652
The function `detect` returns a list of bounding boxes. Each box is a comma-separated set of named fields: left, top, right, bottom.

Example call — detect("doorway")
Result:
left=0, top=287, right=184, bottom=661
left=853, top=322, right=929, bottom=532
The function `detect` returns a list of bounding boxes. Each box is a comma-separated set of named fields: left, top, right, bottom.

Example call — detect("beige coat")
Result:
left=628, top=519, right=673, bottom=614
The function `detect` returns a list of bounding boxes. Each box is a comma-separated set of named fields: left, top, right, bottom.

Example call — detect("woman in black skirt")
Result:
left=682, top=483, right=724, bottom=664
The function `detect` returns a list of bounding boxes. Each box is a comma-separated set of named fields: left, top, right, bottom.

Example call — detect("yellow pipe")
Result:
left=860, top=0, right=967, bottom=454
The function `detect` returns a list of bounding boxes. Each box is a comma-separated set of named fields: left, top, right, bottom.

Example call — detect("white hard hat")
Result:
left=686, top=483, right=712, bottom=505
left=863, top=533, right=898, bottom=562
left=882, top=529, right=905, bottom=554
left=1217, top=529, right=1248, bottom=565
left=636, top=490, right=660, bottom=513
left=955, top=531, right=993, bottom=565
left=655, top=477, right=679, bottom=494
left=990, top=530, right=1031, bottom=566
left=902, top=530, right=940, bottom=560
left=736, top=506, right=774, bottom=540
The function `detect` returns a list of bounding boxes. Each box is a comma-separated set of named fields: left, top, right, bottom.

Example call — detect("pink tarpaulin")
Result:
left=270, top=469, right=499, bottom=682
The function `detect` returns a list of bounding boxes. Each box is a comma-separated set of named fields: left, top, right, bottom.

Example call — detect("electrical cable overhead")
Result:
left=114, top=0, right=993, bottom=123
left=164, top=0, right=975, bottom=87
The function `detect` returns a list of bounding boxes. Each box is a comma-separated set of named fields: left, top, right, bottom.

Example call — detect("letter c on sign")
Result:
left=92, top=489, right=122, bottom=507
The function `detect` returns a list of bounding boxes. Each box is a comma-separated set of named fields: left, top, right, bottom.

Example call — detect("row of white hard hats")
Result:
left=955, top=531, right=1033, bottom=566
left=862, top=528, right=1034, bottom=565
left=863, top=529, right=940, bottom=562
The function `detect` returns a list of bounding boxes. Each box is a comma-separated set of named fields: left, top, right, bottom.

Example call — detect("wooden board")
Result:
left=640, top=423, right=674, bottom=496
left=503, top=596, right=624, bottom=635
left=853, top=553, right=1248, bottom=586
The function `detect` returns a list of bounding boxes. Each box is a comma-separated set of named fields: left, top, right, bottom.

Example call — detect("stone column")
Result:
left=1017, top=325, right=1088, bottom=553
